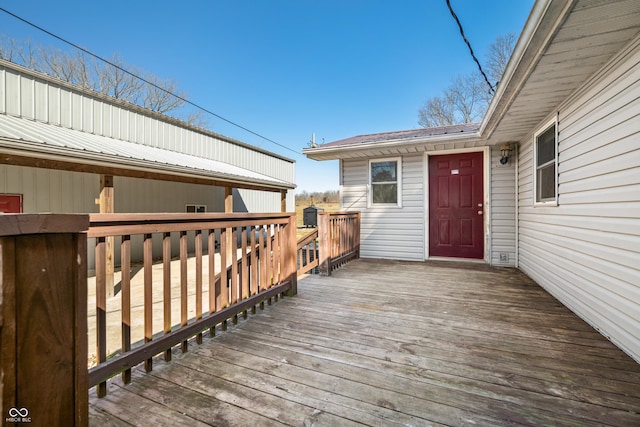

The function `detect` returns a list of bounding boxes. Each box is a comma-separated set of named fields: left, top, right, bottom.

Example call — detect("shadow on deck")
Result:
left=89, top=259, right=640, bottom=426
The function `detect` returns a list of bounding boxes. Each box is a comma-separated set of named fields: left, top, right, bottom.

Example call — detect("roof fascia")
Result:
left=479, top=0, right=577, bottom=139
left=0, top=137, right=295, bottom=191
left=303, top=131, right=481, bottom=160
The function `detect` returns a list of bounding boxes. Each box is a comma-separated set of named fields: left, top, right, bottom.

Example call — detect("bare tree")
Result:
left=141, top=74, right=185, bottom=113
left=0, top=35, right=202, bottom=120
left=418, top=33, right=516, bottom=127
left=485, top=33, right=517, bottom=87
left=418, top=96, right=456, bottom=128
left=94, top=53, right=144, bottom=103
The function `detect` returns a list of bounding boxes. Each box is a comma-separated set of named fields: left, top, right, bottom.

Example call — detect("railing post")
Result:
left=0, top=214, right=89, bottom=426
left=318, top=212, right=331, bottom=276
left=355, top=211, right=361, bottom=259
left=285, top=214, right=298, bottom=295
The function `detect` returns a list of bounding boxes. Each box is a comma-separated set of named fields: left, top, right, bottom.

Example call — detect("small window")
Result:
left=534, top=120, right=557, bottom=205
left=186, top=204, right=207, bottom=213
left=369, top=158, right=401, bottom=206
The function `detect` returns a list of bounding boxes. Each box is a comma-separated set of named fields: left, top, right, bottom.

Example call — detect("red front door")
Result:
left=429, top=152, right=484, bottom=259
left=0, top=194, right=22, bottom=213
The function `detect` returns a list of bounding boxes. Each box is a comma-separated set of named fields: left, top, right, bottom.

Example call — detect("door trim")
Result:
left=424, top=147, right=490, bottom=262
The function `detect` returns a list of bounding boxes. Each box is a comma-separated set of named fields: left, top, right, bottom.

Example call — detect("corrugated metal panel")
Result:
left=490, top=145, right=517, bottom=266
left=517, top=40, right=640, bottom=362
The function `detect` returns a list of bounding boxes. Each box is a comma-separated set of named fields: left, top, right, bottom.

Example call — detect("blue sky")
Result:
left=0, top=0, right=534, bottom=193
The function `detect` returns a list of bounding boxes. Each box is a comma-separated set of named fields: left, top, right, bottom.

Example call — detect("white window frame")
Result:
left=533, top=118, right=558, bottom=206
left=368, top=157, right=402, bottom=208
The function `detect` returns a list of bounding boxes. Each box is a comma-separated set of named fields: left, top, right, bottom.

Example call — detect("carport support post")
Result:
left=97, top=174, right=115, bottom=296
left=280, top=190, right=287, bottom=213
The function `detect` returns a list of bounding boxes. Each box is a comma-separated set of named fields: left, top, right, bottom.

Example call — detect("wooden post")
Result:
left=284, top=214, right=298, bottom=295
left=280, top=190, right=287, bottom=213
left=96, top=175, right=115, bottom=296
left=224, top=187, right=233, bottom=320
left=225, top=187, right=233, bottom=261
left=318, top=212, right=331, bottom=276
left=0, top=214, right=89, bottom=426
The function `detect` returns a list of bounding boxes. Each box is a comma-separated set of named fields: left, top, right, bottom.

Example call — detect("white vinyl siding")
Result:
left=342, top=155, right=424, bottom=261
left=490, top=145, right=517, bottom=266
left=517, top=38, right=640, bottom=362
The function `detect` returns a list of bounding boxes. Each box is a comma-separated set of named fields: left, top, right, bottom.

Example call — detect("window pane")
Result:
left=372, top=183, right=397, bottom=204
left=536, top=125, right=555, bottom=165
left=537, top=164, right=556, bottom=201
left=371, top=161, right=397, bottom=182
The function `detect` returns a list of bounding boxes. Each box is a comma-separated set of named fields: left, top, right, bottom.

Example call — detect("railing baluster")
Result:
left=220, top=227, right=228, bottom=330
left=180, top=230, right=188, bottom=352
left=258, top=225, right=266, bottom=309
left=95, top=237, right=107, bottom=397
left=208, top=229, right=216, bottom=337
left=195, top=230, right=203, bottom=344
left=163, top=232, right=172, bottom=361
left=250, top=225, right=258, bottom=314
left=143, top=233, right=153, bottom=372
left=121, top=235, right=131, bottom=384
left=231, top=227, right=239, bottom=325
left=241, top=226, right=249, bottom=319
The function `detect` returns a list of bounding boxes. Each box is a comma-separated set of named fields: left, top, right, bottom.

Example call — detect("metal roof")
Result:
left=303, top=123, right=483, bottom=160
left=318, top=123, right=481, bottom=149
left=0, top=113, right=295, bottom=191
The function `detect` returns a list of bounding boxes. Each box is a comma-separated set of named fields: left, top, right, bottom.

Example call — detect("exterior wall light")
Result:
left=500, top=143, right=513, bottom=165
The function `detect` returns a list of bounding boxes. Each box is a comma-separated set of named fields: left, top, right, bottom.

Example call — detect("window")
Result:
left=534, top=120, right=557, bottom=204
left=186, top=204, right=207, bottom=213
left=369, top=158, right=401, bottom=206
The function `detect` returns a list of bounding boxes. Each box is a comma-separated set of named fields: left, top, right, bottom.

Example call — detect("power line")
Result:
left=445, top=0, right=495, bottom=94
left=0, top=6, right=301, bottom=156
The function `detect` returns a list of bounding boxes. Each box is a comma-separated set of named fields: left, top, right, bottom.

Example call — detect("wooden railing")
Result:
left=296, top=228, right=319, bottom=275
left=318, top=211, right=361, bottom=276
left=86, top=213, right=297, bottom=397
left=0, top=211, right=358, bottom=423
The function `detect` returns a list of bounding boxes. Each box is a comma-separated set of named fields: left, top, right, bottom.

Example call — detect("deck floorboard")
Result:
left=89, top=259, right=640, bottom=426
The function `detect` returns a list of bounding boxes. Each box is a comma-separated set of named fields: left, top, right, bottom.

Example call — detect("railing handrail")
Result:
left=88, top=212, right=293, bottom=237
left=296, top=228, right=319, bottom=249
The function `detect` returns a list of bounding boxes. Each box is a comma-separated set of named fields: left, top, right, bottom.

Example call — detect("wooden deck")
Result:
left=89, top=259, right=640, bottom=426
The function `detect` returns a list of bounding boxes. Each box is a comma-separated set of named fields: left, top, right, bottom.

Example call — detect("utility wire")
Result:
left=445, top=0, right=495, bottom=94
left=0, top=6, right=301, bottom=156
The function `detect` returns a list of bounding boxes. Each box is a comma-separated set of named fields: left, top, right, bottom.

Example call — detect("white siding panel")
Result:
left=34, top=79, right=48, bottom=122
left=342, top=155, right=425, bottom=261
left=490, top=145, right=516, bottom=266
left=19, top=75, right=34, bottom=119
left=0, top=69, right=5, bottom=114
left=517, top=40, right=640, bottom=362
left=5, top=69, right=20, bottom=116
